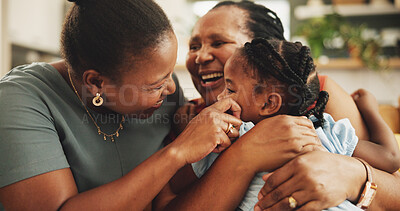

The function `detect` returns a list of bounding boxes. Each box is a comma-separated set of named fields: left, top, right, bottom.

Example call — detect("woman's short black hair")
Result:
left=212, top=0, right=285, bottom=41
left=62, top=0, right=172, bottom=80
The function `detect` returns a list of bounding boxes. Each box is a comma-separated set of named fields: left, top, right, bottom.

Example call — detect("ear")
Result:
left=259, top=92, right=282, bottom=116
left=82, top=70, right=106, bottom=96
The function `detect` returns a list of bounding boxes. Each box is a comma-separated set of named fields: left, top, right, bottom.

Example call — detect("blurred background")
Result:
left=1, top=0, right=400, bottom=130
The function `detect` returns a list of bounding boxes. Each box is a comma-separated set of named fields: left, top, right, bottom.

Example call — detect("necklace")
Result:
left=67, top=69, right=125, bottom=142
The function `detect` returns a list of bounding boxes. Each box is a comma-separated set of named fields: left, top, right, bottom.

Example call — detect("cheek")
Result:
left=218, top=46, right=239, bottom=65
left=186, top=53, right=198, bottom=76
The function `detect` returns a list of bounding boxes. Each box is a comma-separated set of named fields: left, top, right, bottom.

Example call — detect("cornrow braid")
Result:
left=241, top=38, right=329, bottom=128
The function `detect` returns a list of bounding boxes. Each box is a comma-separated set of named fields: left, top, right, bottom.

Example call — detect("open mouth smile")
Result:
left=200, top=72, right=224, bottom=88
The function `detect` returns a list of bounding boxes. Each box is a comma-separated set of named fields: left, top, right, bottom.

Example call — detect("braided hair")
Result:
left=240, top=38, right=329, bottom=128
left=212, top=1, right=285, bottom=41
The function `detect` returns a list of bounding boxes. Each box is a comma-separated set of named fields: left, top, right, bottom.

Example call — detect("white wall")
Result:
left=320, top=69, right=400, bottom=106
left=156, top=0, right=195, bottom=66
left=8, top=0, right=65, bottom=54
left=0, top=0, right=11, bottom=76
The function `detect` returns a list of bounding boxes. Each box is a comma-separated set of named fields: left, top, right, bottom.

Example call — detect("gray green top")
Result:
left=0, top=63, right=184, bottom=202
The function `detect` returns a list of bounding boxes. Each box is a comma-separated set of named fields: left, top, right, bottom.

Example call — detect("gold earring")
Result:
left=92, top=93, right=104, bottom=106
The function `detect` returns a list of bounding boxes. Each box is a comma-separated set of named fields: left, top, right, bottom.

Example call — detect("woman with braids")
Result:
left=157, top=1, right=400, bottom=210
left=0, top=0, right=321, bottom=210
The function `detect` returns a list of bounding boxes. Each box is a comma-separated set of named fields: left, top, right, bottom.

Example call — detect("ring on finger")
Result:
left=225, top=123, right=234, bottom=135
left=288, top=196, right=297, bottom=209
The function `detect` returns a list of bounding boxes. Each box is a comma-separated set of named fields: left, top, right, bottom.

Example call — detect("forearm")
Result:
left=362, top=109, right=397, bottom=149
left=369, top=170, right=400, bottom=210
left=165, top=146, right=255, bottom=211
left=60, top=146, right=183, bottom=211
left=346, top=157, right=400, bottom=211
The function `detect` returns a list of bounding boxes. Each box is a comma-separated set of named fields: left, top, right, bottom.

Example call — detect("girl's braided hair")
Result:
left=241, top=38, right=329, bottom=128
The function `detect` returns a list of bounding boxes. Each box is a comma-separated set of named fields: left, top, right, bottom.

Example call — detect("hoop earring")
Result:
left=92, top=93, right=104, bottom=107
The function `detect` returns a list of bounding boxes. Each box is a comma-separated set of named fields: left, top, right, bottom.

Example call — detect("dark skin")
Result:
left=0, top=35, right=249, bottom=210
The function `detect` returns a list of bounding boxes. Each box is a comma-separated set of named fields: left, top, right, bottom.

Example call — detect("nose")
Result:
left=163, top=75, right=176, bottom=96
left=217, top=89, right=227, bottom=101
left=195, top=46, right=214, bottom=65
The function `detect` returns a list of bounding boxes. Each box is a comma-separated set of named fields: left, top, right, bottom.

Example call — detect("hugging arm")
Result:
left=257, top=151, right=400, bottom=211
left=323, top=76, right=370, bottom=141
left=154, top=115, right=322, bottom=211
left=351, top=89, right=400, bottom=173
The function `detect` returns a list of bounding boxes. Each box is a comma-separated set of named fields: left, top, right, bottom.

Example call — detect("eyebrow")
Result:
left=189, top=33, right=230, bottom=43
left=149, top=72, right=170, bottom=86
left=225, top=78, right=234, bottom=85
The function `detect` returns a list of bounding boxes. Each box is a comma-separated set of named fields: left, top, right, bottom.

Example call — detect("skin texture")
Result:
left=0, top=33, right=244, bottom=210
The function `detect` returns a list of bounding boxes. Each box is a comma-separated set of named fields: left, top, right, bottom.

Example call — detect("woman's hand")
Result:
left=232, top=115, right=323, bottom=173
left=169, top=98, right=242, bottom=166
left=256, top=151, right=366, bottom=211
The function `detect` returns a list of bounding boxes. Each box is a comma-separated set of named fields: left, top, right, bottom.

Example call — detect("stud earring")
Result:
left=92, top=93, right=104, bottom=106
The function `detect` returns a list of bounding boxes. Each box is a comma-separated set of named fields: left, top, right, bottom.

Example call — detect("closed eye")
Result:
left=212, top=41, right=227, bottom=48
left=227, top=88, right=235, bottom=94
left=189, top=43, right=201, bottom=51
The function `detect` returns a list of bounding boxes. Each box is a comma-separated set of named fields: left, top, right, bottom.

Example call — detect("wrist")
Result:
left=353, top=158, right=378, bottom=210
left=226, top=139, right=258, bottom=175
left=348, top=157, right=368, bottom=203
left=163, top=142, right=186, bottom=170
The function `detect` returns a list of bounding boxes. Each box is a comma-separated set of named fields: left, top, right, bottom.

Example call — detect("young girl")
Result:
left=192, top=38, right=400, bottom=210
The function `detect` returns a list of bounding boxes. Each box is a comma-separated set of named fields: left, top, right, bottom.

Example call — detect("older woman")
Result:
left=156, top=1, right=400, bottom=210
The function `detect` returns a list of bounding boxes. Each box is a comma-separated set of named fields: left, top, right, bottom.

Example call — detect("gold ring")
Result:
left=288, top=196, right=297, bottom=209
left=225, top=123, right=234, bottom=135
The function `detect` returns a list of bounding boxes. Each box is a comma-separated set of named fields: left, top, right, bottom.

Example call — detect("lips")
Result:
left=152, top=99, right=164, bottom=109
left=200, top=72, right=224, bottom=88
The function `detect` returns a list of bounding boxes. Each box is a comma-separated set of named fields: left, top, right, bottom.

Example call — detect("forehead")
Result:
left=191, top=6, right=249, bottom=40
left=225, top=52, right=251, bottom=82
left=122, top=34, right=178, bottom=84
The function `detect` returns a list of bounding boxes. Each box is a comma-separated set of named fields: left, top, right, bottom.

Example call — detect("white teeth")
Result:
left=155, top=100, right=164, bottom=105
left=201, top=72, right=224, bottom=80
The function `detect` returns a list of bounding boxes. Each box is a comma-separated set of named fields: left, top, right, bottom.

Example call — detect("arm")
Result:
left=257, top=151, right=400, bottom=211
left=0, top=146, right=183, bottom=210
left=323, top=76, right=370, bottom=140
left=351, top=89, right=400, bottom=173
left=157, top=115, right=322, bottom=211
left=0, top=98, right=242, bottom=210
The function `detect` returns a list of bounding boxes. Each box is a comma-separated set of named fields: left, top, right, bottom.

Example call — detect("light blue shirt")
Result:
left=192, top=113, right=361, bottom=211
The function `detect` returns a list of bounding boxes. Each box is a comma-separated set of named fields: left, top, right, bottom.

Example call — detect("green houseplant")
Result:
left=296, top=13, right=385, bottom=71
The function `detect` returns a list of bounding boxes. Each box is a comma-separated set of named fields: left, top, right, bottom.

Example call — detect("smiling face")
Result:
left=102, top=33, right=178, bottom=118
left=186, top=6, right=251, bottom=106
left=218, top=53, right=266, bottom=123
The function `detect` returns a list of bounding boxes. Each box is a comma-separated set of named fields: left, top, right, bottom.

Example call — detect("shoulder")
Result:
left=1, top=62, right=63, bottom=93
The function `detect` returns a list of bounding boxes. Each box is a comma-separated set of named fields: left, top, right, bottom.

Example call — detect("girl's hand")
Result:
left=351, top=88, right=379, bottom=114
left=256, top=151, right=366, bottom=211
left=169, top=98, right=242, bottom=166
left=232, top=115, right=323, bottom=173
